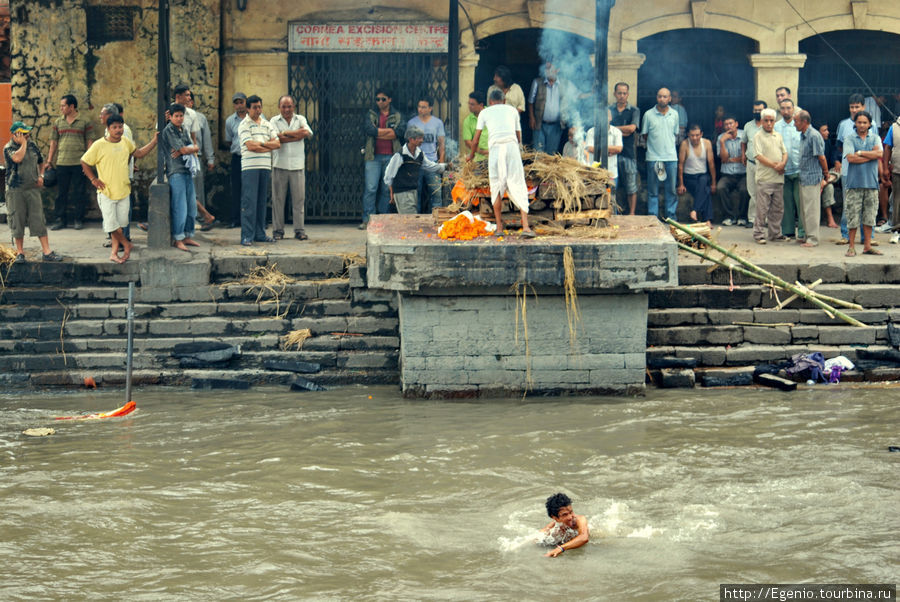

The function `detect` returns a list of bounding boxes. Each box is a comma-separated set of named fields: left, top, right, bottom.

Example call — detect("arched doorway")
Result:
left=798, top=30, right=900, bottom=133
left=473, top=28, right=593, bottom=148
left=637, top=29, right=757, bottom=135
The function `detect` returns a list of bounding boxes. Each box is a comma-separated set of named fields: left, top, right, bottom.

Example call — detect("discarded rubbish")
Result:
left=55, top=400, right=136, bottom=421
left=290, top=376, right=326, bottom=392
left=23, top=428, right=56, bottom=437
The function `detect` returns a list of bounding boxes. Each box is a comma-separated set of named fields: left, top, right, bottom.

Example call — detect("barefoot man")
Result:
left=81, top=114, right=158, bottom=263
left=541, top=492, right=589, bottom=557
left=466, top=89, right=535, bottom=237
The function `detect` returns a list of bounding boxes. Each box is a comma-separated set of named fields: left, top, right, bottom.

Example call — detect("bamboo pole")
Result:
left=776, top=279, right=822, bottom=310
left=672, top=235, right=867, bottom=328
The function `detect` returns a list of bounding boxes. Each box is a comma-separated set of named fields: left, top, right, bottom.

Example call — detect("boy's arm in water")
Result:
left=544, top=515, right=590, bottom=558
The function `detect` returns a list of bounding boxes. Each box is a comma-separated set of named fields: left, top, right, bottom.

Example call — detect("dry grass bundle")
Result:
left=566, top=224, right=620, bottom=239
left=562, top=246, right=581, bottom=350
left=522, top=150, right=612, bottom=214
left=281, top=328, right=312, bottom=350
left=220, top=263, right=297, bottom=316
left=457, top=158, right=491, bottom=190
left=236, top=248, right=268, bottom=256
left=0, top=244, right=17, bottom=288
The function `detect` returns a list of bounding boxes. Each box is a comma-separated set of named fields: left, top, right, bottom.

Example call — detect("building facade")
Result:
left=8, top=0, right=900, bottom=218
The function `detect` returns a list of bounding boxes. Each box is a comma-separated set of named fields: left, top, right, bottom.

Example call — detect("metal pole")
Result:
left=156, top=0, right=171, bottom=183
left=593, top=0, right=614, bottom=167
left=448, top=0, right=460, bottom=142
left=125, top=282, right=135, bottom=403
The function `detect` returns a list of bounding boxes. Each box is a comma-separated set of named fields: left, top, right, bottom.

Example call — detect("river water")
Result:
left=1, top=386, right=897, bottom=601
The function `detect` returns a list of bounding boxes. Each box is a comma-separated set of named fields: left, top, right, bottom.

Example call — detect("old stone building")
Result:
left=7, top=0, right=900, bottom=219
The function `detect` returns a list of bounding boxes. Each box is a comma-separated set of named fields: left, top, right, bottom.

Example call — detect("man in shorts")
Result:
left=842, top=110, right=883, bottom=256
left=541, top=492, right=590, bottom=557
left=81, top=114, right=158, bottom=263
left=3, top=121, right=63, bottom=263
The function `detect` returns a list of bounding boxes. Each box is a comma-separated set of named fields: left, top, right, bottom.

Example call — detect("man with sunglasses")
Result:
left=361, top=89, right=405, bottom=229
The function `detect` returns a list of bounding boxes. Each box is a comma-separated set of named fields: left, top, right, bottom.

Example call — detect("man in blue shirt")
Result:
left=842, top=111, right=883, bottom=256
left=716, top=116, right=748, bottom=225
left=407, top=96, right=445, bottom=212
left=641, top=87, right=680, bottom=219
left=794, top=110, right=828, bottom=247
left=775, top=99, right=803, bottom=239
left=835, top=94, right=866, bottom=243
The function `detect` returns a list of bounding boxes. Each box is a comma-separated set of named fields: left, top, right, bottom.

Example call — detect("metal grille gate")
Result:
left=288, top=53, right=449, bottom=220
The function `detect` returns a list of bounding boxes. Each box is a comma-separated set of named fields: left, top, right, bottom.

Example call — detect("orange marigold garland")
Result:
left=438, top=211, right=496, bottom=241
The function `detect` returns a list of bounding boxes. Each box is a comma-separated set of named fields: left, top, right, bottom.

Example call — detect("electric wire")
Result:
left=783, top=0, right=897, bottom=121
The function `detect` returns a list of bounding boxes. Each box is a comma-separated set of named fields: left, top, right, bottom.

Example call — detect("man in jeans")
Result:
left=641, top=87, right=680, bottom=219
left=224, top=92, right=249, bottom=228
left=609, top=82, right=640, bottom=214
left=361, top=88, right=404, bottom=229
left=160, top=103, right=201, bottom=252
left=45, top=94, right=93, bottom=230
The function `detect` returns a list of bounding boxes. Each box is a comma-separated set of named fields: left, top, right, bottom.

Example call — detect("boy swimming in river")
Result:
left=540, top=492, right=590, bottom=557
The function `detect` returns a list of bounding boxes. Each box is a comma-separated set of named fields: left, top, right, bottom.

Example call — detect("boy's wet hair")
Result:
left=545, top=492, right=572, bottom=518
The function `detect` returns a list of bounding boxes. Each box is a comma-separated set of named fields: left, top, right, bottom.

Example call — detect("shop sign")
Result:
left=288, top=22, right=448, bottom=53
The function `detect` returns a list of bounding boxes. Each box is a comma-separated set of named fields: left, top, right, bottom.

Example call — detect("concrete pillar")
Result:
left=749, top=53, right=808, bottom=109
left=608, top=52, right=646, bottom=105
left=456, top=51, right=479, bottom=150
left=148, top=180, right=171, bottom=249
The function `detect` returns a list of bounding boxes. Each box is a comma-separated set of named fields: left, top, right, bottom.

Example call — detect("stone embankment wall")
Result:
left=1, top=257, right=898, bottom=392
left=0, top=255, right=398, bottom=390
left=648, top=261, right=900, bottom=386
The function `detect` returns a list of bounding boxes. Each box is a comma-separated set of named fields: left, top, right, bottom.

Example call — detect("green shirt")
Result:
left=51, top=114, right=94, bottom=166
left=463, top=113, right=489, bottom=161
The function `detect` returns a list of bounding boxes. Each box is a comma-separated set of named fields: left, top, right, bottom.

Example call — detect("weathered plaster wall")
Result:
left=10, top=0, right=220, bottom=195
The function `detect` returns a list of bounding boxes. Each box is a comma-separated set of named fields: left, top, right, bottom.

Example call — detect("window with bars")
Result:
left=86, top=6, right=137, bottom=44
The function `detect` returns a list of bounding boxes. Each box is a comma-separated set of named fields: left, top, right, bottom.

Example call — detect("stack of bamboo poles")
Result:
left=667, top=220, right=867, bottom=328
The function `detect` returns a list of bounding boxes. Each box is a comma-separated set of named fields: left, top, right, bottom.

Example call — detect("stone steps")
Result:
left=0, top=259, right=400, bottom=390
left=8, top=367, right=397, bottom=389
left=647, top=269, right=900, bottom=377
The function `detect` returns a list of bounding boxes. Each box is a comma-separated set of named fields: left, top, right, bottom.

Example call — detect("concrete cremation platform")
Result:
left=366, top=214, right=678, bottom=398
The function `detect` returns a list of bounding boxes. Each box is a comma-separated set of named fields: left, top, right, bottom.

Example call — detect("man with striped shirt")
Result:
left=45, top=94, right=93, bottom=230
left=238, top=95, right=280, bottom=247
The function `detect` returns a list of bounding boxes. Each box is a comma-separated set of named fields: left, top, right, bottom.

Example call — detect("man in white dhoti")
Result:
left=466, top=89, right=535, bottom=237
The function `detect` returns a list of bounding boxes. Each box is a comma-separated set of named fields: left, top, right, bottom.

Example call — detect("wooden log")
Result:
left=555, top=209, right=613, bottom=221
left=754, top=373, right=798, bottom=391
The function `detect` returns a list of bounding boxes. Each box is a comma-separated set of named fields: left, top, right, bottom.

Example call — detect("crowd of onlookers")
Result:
left=6, top=72, right=898, bottom=262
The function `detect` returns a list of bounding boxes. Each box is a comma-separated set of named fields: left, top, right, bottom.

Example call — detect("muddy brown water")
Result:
left=2, top=386, right=897, bottom=600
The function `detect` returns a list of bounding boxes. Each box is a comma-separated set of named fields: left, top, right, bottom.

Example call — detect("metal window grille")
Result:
left=86, top=6, right=136, bottom=44
left=289, top=52, right=449, bottom=220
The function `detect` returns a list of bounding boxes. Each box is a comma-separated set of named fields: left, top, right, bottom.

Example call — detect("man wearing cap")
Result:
left=4, top=122, right=63, bottom=262
left=224, top=92, right=249, bottom=228
left=45, top=94, right=93, bottom=230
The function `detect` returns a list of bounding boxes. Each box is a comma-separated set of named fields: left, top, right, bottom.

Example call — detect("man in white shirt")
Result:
left=466, top=89, right=535, bottom=237
left=270, top=95, right=313, bottom=240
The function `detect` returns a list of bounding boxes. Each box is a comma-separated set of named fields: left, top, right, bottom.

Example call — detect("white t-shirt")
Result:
left=270, top=113, right=313, bottom=171
left=585, top=126, right=622, bottom=179
left=475, top=104, right=521, bottom=147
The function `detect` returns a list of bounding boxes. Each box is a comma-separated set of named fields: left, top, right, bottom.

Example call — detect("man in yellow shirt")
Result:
left=81, top=114, right=158, bottom=263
